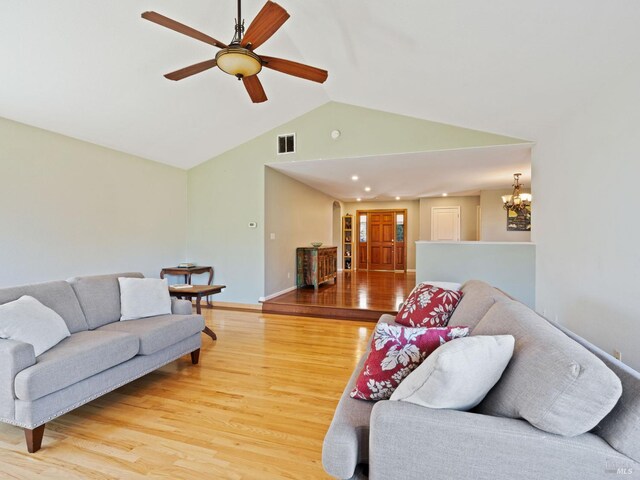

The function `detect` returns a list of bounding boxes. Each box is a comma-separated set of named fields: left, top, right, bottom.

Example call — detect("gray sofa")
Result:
left=323, top=280, right=640, bottom=479
left=0, top=272, right=204, bottom=453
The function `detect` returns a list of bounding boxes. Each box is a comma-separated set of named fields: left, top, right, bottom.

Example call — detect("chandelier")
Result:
left=502, top=173, right=532, bottom=213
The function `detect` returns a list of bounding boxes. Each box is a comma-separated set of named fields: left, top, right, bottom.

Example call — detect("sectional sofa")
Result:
left=323, top=280, right=640, bottom=479
left=0, top=272, right=204, bottom=452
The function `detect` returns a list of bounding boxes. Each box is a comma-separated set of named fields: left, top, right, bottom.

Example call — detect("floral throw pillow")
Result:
left=396, top=283, right=463, bottom=328
left=350, top=323, right=469, bottom=401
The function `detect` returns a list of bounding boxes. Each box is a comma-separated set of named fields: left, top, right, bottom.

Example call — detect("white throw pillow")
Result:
left=119, top=277, right=172, bottom=321
left=390, top=335, right=515, bottom=410
left=0, top=295, right=71, bottom=356
left=420, top=281, right=462, bottom=291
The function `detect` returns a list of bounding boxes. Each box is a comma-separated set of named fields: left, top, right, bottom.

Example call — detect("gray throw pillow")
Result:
left=473, top=301, right=622, bottom=436
left=0, top=295, right=71, bottom=356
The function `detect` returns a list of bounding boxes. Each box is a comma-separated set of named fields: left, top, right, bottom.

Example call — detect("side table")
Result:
left=169, top=284, right=226, bottom=341
left=161, top=266, right=214, bottom=306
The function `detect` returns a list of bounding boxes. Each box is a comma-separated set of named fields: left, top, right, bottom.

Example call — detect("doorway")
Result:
left=332, top=201, right=342, bottom=258
left=431, top=206, right=461, bottom=241
left=356, top=209, right=407, bottom=271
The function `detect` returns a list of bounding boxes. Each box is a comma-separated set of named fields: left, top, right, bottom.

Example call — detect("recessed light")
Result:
left=356, top=198, right=362, bottom=202
left=364, top=186, right=371, bottom=192
left=395, top=196, right=400, bottom=200
left=442, top=193, right=448, bottom=197
left=351, top=175, right=359, bottom=181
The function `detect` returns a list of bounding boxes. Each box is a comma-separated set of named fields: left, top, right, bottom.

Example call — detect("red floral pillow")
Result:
left=350, top=323, right=469, bottom=401
left=396, top=283, right=463, bottom=328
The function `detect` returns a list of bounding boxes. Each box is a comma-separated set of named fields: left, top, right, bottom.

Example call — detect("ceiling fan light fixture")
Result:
left=215, top=46, right=262, bottom=78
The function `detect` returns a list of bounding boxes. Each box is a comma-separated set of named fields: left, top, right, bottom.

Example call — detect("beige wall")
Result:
left=188, top=102, right=524, bottom=302
left=343, top=200, right=420, bottom=270
left=0, top=117, right=187, bottom=287
left=534, top=64, right=640, bottom=370
left=419, top=196, right=480, bottom=241
left=264, top=168, right=337, bottom=296
left=480, top=189, right=531, bottom=242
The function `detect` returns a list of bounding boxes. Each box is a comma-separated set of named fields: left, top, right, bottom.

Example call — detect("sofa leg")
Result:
left=25, top=424, right=45, bottom=453
left=190, top=348, right=200, bottom=364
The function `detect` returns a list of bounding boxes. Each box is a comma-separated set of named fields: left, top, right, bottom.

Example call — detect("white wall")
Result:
left=534, top=67, right=640, bottom=370
left=0, top=117, right=187, bottom=286
left=480, top=189, right=531, bottom=242
left=416, top=241, right=535, bottom=307
left=264, top=168, right=336, bottom=297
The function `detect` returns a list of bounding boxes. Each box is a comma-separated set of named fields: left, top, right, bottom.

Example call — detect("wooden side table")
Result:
left=161, top=266, right=214, bottom=306
left=169, top=284, right=226, bottom=341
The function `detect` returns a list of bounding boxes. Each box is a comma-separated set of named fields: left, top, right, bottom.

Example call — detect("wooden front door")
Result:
left=368, top=212, right=395, bottom=270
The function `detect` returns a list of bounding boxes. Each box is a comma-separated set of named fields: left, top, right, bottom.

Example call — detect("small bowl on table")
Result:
left=311, top=242, right=323, bottom=248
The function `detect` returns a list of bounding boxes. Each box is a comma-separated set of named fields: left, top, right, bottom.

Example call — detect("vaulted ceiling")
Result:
left=1, top=1, right=639, bottom=169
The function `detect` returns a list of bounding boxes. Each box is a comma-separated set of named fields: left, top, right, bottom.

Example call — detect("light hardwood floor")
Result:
left=0, top=309, right=374, bottom=479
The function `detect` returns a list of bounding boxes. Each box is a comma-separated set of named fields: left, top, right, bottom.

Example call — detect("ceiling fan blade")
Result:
left=241, top=1, right=290, bottom=50
left=164, top=59, right=218, bottom=81
left=242, top=75, right=268, bottom=103
left=260, top=56, right=328, bottom=83
left=141, top=11, right=228, bottom=48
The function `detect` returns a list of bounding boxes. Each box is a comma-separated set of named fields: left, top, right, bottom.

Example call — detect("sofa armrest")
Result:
left=171, top=298, right=193, bottom=315
left=0, top=339, right=36, bottom=420
left=369, top=401, right=638, bottom=480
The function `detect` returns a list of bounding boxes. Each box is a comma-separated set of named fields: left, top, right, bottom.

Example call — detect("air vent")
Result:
left=277, top=133, right=295, bottom=154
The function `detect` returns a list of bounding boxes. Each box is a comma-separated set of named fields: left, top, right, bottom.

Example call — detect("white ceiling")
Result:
left=269, top=143, right=532, bottom=201
left=1, top=1, right=639, bottom=170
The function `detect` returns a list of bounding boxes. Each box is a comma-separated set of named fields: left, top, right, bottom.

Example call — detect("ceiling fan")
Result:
left=141, top=0, right=328, bottom=103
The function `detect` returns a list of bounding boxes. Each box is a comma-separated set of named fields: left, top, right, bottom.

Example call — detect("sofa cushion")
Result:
left=14, top=330, right=139, bottom=401
left=97, top=314, right=204, bottom=355
left=473, top=301, right=622, bottom=437
left=68, top=272, right=144, bottom=329
left=551, top=320, right=640, bottom=463
left=0, top=281, right=88, bottom=333
left=448, top=280, right=511, bottom=331
left=395, top=283, right=463, bottom=328
left=390, top=335, right=514, bottom=411
left=0, top=296, right=71, bottom=356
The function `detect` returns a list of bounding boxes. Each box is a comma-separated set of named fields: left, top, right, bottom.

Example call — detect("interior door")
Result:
left=431, top=207, right=461, bottom=241
left=368, top=212, right=395, bottom=270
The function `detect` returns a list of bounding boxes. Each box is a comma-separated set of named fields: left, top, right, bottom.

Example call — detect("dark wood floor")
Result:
left=262, top=271, right=416, bottom=321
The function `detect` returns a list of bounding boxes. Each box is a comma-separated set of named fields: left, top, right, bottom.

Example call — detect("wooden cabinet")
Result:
left=342, top=215, right=353, bottom=271
left=296, top=246, right=337, bottom=289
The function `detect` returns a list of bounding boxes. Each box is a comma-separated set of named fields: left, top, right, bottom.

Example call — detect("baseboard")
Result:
left=407, top=269, right=416, bottom=272
left=206, top=301, right=263, bottom=312
left=259, top=285, right=297, bottom=302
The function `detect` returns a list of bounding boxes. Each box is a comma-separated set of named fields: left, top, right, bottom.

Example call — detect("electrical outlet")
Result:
left=287, top=272, right=290, bottom=279
left=613, top=349, right=622, bottom=361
